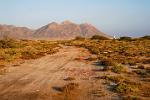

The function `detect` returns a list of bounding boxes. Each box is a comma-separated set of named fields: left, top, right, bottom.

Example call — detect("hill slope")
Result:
left=0, top=21, right=110, bottom=39
left=33, top=21, right=108, bottom=39
left=0, top=24, right=33, bottom=39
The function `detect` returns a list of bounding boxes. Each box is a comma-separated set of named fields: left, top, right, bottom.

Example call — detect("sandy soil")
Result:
left=0, top=46, right=118, bottom=100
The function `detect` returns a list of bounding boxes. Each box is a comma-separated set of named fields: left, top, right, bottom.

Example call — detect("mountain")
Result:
left=0, top=21, right=110, bottom=39
left=0, top=24, right=33, bottom=39
left=33, top=21, right=109, bottom=39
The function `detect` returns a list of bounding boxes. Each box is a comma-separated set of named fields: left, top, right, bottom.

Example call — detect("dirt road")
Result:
left=0, top=46, right=114, bottom=100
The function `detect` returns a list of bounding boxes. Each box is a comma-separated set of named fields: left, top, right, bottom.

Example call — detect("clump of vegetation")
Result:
left=0, top=39, right=59, bottom=64
left=134, top=69, right=150, bottom=78
left=62, top=83, right=79, bottom=92
left=0, top=39, right=18, bottom=49
left=53, top=83, right=79, bottom=93
left=99, top=57, right=116, bottom=66
left=111, top=64, right=126, bottom=74
left=74, top=36, right=85, bottom=41
left=65, top=37, right=150, bottom=66
left=122, top=96, right=139, bottom=100
left=142, top=58, right=150, bottom=64
left=91, top=35, right=109, bottom=40
left=140, top=35, right=150, bottom=40
left=114, top=82, right=139, bottom=94
left=119, top=36, right=132, bottom=41
left=21, top=46, right=39, bottom=59
left=102, top=75, right=128, bottom=83
left=102, top=75, right=140, bottom=94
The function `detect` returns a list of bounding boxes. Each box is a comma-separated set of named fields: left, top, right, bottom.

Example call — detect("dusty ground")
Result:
left=0, top=46, right=119, bottom=100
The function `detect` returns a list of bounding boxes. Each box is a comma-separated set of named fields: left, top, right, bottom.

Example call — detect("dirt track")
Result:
left=0, top=46, right=116, bottom=100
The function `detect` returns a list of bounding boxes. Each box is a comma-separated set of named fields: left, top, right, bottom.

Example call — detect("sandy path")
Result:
left=0, top=46, right=112, bottom=100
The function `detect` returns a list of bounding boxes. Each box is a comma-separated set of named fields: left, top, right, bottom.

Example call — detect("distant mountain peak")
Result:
left=61, top=20, right=73, bottom=24
left=47, top=22, right=58, bottom=26
left=33, top=20, right=109, bottom=39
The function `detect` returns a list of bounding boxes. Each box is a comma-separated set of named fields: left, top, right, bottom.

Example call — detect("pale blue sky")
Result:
left=0, top=0, right=150, bottom=37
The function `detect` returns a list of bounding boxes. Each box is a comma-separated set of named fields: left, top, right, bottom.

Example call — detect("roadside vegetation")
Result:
left=62, top=35, right=150, bottom=99
left=0, top=38, right=60, bottom=66
left=63, top=35, right=150, bottom=66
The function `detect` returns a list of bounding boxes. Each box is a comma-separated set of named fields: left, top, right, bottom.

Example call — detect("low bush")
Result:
left=112, top=64, right=126, bottom=74
left=0, top=39, right=18, bottom=48
left=102, top=75, right=140, bottom=94
left=114, top=82, right=139, bottom=94
left=140, top=35, right=150, bottom=40
left=102, top=75, right=128, bottom=83
left=21, top=47, right=39, bottom=59
left=134, top=69, right=150, bottom=78
left=99, top=57, right=116, bottom=66
left=74, top=36, right=85, bottom=41
left=119, top=36, right=132, bottom=41
left=91, top=35, right=109, bottom=40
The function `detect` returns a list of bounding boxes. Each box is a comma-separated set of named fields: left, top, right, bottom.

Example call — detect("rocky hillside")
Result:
left=33, top=21, right=109, bottom=39
left=0, top=21, right=110, bottom=39
left=0, top=24, right=33, bottom=39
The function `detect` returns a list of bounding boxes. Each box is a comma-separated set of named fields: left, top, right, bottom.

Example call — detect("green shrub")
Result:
left=112, top=64, right=125, bottom=73
left=21, top=47, right=38, bottom=59
left=91, top=35, right=109, bottom=40
left=99, top=57, right=116, bottom=66
left=119, top=36, right=132, bottom=41
left=74, top=36, right=85, bottom=41
left=102, top=75, right=127, bottom=83
left=114, top=82, right=138, bottom=94
left=134, top=70, right=150, bottom=78
left=0, top=39, right=18, bottom=48
left=140, top=35, right=150, bottom=40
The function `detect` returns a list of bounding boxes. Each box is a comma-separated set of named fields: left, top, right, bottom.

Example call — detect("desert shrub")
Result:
left=119, top=36, right=132, bottom=41
left=91, top=35, right=109, bottom=40
left=142, top=58, right=150, bottom=64
left=102, top=75, right=128, bottom=83
left=64, top=38, right=150, bottom=66
left=53, top=83, right=79, bottom=93
left=0, top=49, right=20, bottom=62
left=134, top=70, right=150, bottom=78
left=112, top=64, right=126, bottom=73
left=0, top=39, right=18, bottom=48
left=88, top=46, right=100, bottom=54
left=114, top=82, right=138, bottom=94
left=99, top=57, right=116, bottom=66
left=140, top=35, right=150, bottom=40
left=0, top=52, right=11, bottom=61
left=74, top=36, right=85, bottom=41
left=21, top=47, right=39, bottom=59
left=102, top=75, right=140, bottom=94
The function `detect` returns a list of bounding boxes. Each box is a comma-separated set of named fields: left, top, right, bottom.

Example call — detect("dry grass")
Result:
left=52, top=83, right=79, bottom=100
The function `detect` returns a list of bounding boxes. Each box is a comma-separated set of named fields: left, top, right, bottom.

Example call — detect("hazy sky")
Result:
left=0, top=0, right=150, bottom=37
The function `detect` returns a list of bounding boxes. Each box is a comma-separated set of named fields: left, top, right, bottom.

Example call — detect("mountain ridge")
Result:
left=0, top=21, right=110, bottom=39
